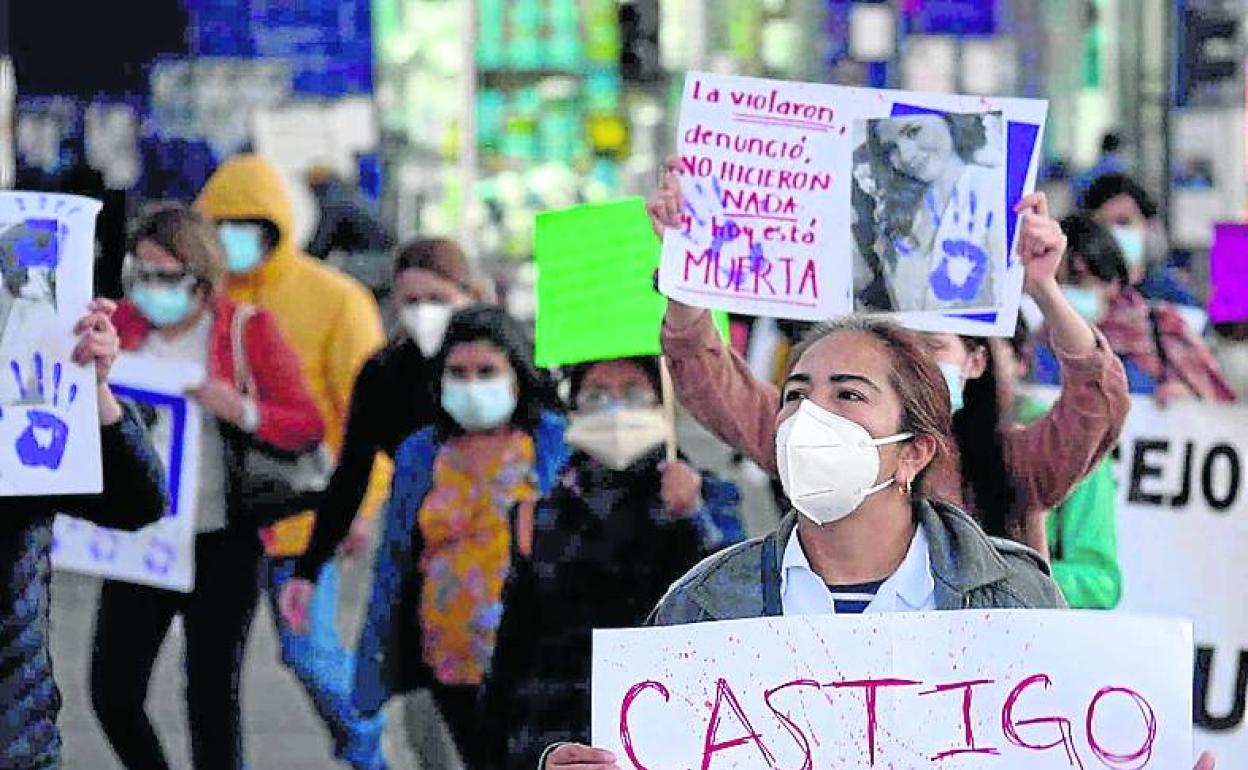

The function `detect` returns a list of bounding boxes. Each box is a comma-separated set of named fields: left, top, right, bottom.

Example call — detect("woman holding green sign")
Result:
left=482, top=354, right=744, bottom=770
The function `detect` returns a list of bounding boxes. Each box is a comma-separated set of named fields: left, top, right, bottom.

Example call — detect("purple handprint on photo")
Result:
left=7, top=355, right=78, bottom=471
left=929, top=188, right=992, bottom=303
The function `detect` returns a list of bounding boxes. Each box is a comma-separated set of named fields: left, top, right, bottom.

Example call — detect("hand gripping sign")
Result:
left=593, top=612, right=1192, bottom=770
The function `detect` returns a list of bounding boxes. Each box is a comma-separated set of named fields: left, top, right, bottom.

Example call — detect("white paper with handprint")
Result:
left=53, top=354, right=203, bottom=591
left=659, top=72, right=1047, bottom=337
left=0, top=192, right=103, bottom=496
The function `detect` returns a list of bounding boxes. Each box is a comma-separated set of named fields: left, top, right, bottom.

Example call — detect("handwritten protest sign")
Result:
left=0, top=192, right=103, bottom=496
left=658, top=71, right=1047, bottom=337
left=593, top=612, right=1192, bottom=769
left=1208, top=222, right=1248, bottom=323
left=1026, top=387, right=1248, bottom=758
left=53, top=355, right=203, bottom=591
left=536, top=197, right=727, bottom=368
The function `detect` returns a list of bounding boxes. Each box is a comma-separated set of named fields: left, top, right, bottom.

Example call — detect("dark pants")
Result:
left=89, top=528, right=262, bottom=770
left=429, top=682, right=483, bottom=770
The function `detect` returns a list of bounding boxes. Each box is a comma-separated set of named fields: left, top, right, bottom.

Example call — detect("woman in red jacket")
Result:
left=90, top=205, right=324, bottom=770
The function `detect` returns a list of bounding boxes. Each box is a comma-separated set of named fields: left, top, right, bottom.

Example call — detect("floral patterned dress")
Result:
left=417, top=431, right=537, bottom=686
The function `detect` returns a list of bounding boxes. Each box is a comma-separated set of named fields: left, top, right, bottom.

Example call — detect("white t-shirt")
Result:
left=779, top=523, right=936, bottom=615
left=141, top=313, right=228, bottom=534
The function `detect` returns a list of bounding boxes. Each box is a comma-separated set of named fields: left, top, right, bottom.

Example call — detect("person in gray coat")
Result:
left=541, top=314, right=1067, bottom=770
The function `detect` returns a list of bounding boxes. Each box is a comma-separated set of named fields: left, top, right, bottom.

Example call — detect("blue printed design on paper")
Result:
left=113, top=384, right=187, bottom=520
left=5, top=356, right=77, bottom=471
left=13, top=219, right=62, bottom=268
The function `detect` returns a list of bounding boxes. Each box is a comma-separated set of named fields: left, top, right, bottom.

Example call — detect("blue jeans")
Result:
left=265, top=558, right=386, bottom=770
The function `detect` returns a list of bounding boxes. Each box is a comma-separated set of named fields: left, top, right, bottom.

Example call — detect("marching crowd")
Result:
left=1, top=149, right=1231, bottom=770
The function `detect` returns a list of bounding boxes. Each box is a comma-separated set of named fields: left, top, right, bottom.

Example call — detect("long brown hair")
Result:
left=787, top=315, right=956, bottom=499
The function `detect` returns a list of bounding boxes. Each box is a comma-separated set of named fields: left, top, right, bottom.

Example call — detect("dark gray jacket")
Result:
left=648, top=499, right=1065, bottom=625
left=1, top=404, right=166, bottom=769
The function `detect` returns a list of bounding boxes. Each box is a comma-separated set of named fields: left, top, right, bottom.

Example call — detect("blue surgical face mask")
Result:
left=1110, top=226, right=1145, bottom=268
left=218, top=222, right=267, bottom=274
left=441, top=375, right=517, bottom=431
left=937, top=362, right=965, bottom=413
left=131, top=282, right=195, bottom=327
left=1061, top=285, right=1104, bottom=324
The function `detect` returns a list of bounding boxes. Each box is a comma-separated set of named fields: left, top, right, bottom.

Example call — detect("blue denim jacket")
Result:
left=353, top=412, right=569, bottom=715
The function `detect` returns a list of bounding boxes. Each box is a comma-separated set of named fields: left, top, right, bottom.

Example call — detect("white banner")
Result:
left=593, top=612, right=1193, bottom=769
left=0, top=192, right=102, bottom=495
left=53, top=354, right=203, bottom=591
left=1027, top=388, right=1248, bottom=757
left=658, top=71, right=1048, bottom=336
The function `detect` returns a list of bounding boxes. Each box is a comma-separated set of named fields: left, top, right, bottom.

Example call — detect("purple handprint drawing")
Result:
left=928, top=187, right=993, bottom=304
left=681, top=177, right=769, bottom=291
left=89, top=529, right=121, bottom=563
left=8, top=355, right=78, bottom=470
left=144, top=538, right=177, bottom=577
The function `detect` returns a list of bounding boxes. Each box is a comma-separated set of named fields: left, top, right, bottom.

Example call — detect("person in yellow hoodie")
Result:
left=196, top=155, right=390, bottom=770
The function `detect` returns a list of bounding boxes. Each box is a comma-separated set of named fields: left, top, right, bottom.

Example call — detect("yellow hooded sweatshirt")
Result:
left=196, top=154, right=388, bottom=557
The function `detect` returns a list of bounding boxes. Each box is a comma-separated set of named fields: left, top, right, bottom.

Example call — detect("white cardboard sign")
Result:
left=594, top=612, right=1192, bottom=769
left=0, top=192, right=102, bottom=496
left=53, top=354, right=204, bottom=591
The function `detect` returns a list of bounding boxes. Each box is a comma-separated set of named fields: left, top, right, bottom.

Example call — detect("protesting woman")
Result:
left=542, top=311, right=1065, bottom=768
left=4, top=298, right=166, bottom=769
left=281, top=305, right=562, bottom=770
left=648, top=161, right=1129, bottom=552
left=482, top=355, right=744, bottom=770
left=1032, top=213, right=1235, bottom=404
left=298, top=238, right=486, bottom=568
left=90, top=205, right=324, bottom=770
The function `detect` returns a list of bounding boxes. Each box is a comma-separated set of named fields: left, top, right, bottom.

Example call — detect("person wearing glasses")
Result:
left=91, top=205, right=324, bottom=770
left=481, top=355, right=743, bottom=770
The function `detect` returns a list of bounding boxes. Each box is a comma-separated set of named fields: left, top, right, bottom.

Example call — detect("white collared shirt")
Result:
left=779, top=523, right=936, bottom=615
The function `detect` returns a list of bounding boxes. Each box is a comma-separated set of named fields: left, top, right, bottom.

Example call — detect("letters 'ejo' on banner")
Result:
left=593, top=612, right=1192, bottom=770
left=1025, top=387, right=1248, bottom=758
left=658, top=71, right=1048, bottom=337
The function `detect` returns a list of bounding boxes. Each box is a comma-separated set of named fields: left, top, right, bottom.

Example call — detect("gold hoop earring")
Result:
left=899, top=479, right=913, bottom=497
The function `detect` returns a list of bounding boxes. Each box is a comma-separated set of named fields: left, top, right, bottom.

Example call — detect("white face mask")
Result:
left=400, top=302, right=455, bottom=358
left=566, top=407, right=668, bottom=471
left=775, top=400, right=912, bottom=526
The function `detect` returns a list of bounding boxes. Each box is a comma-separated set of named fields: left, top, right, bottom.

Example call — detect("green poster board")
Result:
left=535, top=197, right=728, bottom=368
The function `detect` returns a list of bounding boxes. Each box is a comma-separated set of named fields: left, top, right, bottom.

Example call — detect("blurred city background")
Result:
left=5, top=3, right=1247, bottom=768
left=4, top=0, right=1246, bottom=312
